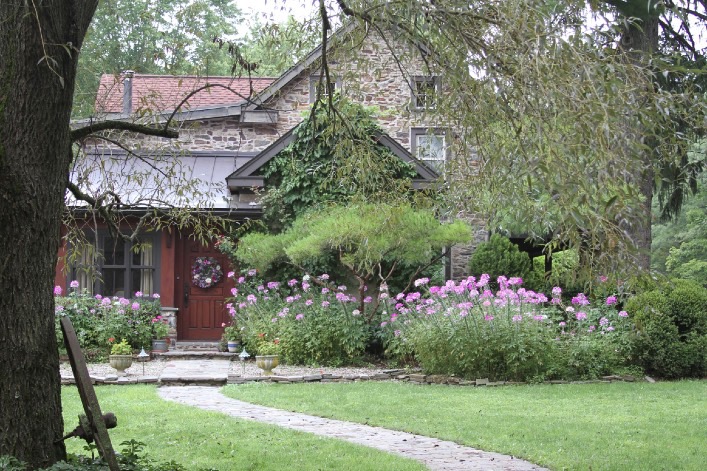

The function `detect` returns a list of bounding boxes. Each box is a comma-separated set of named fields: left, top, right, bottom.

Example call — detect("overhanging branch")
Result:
left=71, top=120, right=178, bottom=142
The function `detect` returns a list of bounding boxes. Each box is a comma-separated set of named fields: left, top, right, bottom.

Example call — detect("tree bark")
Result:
left=0, top=1, right=98, bottom=467
left=620, top=14, right=660, bottom=271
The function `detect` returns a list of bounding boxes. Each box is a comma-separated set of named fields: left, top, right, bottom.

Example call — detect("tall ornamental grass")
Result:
left=382, top=275, right=635, bottom=381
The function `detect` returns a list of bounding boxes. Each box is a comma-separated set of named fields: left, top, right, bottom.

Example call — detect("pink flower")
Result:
left=559, top=321, right=566, bottom=327
left=95, top=294, right=103, bottom=300
left=221, top=323, right=226, bottom=327
left=599, top=275, right=608, bottom=283
left=152, top=293, right=160, bottom=299
left=552, top=286, right=562, bottom=296
left=247, top=269, right=257, bottom=276
left=134, top=291, right=143, bottom=297
left=305, top=299, right=313, bottom=306
left=227, top=271, right=235, bottom=278
left=380, top=321, right=388, bottom=327
left=322, top=301, right=330, bottom=307
left=606, top=296, right=617, bottom=306
left=599, top=317, right=609, bottom=326
left=54, top=286, right=62, bottom=296
left=296, top=314, right=304, bottom=321
left=484, top=315, right=494, bottom=321
left=320, top=273, right=330, bottom=280
left=363, top=296, right=373, bottom=304
left=576, top=311, right=587, bottom=321
left=288, top=279, right=298, bottom=287
left=414, top=277, right=429, bottom=287
left=238, top=276, right=245, bottom=284
left=618, top=310, right=629, bottom=318
left=512, top=315, right=523, bottom=322
left=70, top=280, right=79, bottom=289
left=131, top=302, right=140, bottom=311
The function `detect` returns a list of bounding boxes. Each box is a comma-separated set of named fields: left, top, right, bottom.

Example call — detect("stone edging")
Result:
left=61, top=369, right=653, bottom=387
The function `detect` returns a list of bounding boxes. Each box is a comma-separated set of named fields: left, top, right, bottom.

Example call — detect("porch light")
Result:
left=137, top=347, right=150, bottom=376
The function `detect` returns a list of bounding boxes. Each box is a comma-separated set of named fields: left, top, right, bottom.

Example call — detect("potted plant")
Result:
left=108, top=338, right=133, bottom=376
left=222, top=322, right=242, bottom=353
left=255, top=335, right=281, bottom=376
left=150, top=315, right=170, bottom=353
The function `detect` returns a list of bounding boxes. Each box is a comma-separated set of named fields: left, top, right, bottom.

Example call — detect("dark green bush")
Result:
left=469, top=234, right=540, bottom=288
left=625, top=279, right=707, bottom=378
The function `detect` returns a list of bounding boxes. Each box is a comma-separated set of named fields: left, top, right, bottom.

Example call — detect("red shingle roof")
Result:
left=95, top=73, right=276, bottom=114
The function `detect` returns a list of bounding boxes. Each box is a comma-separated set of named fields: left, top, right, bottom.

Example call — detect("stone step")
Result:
left=153, top=350, right=236, bottom=360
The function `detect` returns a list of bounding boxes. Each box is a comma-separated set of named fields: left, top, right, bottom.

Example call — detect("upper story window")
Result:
left=70, top=232, right=160, bottom=297
left=411, top=128, right=447, bottom=173
left=411, top=76, right=439, bottom=110
left=309, top=75, right=341, bottom=103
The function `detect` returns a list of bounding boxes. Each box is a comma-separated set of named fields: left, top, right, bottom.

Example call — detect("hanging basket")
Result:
left=191, top=256, right=223, bottom=289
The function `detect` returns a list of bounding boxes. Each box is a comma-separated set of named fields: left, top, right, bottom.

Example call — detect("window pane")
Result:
left=102, top=268, right=126, bottom=297
left=103, top=237, right=125, bottom=266
left=132, top=269, right=155, bottom=295
left=131, top=243, right=153, bottom=267
left=416, top=135, right=445, bottom=160
left=414, top=80, right=436, bottom=108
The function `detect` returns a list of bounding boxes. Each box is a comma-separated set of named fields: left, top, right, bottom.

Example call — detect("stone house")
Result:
left=56, top=25, right=485, bottom=342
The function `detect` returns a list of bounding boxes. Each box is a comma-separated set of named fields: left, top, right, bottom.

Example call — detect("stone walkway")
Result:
left=158, top=385, right=548, bottom=471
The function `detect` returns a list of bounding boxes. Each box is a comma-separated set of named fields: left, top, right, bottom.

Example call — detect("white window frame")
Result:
left=309, top=75, right=341, bottom=103
left=411, top=128, right=447, bottom=173
left=411, top=75, right=439, bottom=110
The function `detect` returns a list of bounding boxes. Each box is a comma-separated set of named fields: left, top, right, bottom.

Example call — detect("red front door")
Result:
left=176, top=235, right=234, bottom=341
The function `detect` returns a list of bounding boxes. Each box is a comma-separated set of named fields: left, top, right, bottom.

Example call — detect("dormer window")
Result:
left=309, top=75, right=341, bottom=103
left=411, top=76, right=439, bottom=109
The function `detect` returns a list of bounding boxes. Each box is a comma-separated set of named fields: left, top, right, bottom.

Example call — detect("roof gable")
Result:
left=226, top=126, right=439, bottom=190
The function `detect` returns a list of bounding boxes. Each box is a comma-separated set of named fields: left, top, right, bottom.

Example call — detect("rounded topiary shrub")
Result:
left=625, top=279, right=707, bottom=379
left=469, top=234, right=536, bottom=286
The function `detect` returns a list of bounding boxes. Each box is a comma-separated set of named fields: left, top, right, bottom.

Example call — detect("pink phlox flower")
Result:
left=238, top=276, right=245, bottom=284
left=119, top=298, right=129, bottom=306
left=566, top=306, right=575, bottom=313
left=337, top=285, right=347, bottom=291
left=533, top=314, right=545, bottom=321
left=457, top=302, right=474, bottom=310
left=618, top=310, right=629, bottom=318
left=305, top=299, right=313, bottom=306
left=508, top=277, right=523, bottom=286
left=95, top=294, right=103, bottom=300
left=335, top=292, right=350, bottom=302
left=320, top=273, right=330, bottom=280
left=395, top=293, right=405, bottom=300
left=453, top=285, right=466, bottom=295
left=477, top=274, right=490, bottom=287
left=479, top=289, right=493, bottom=299
left=425, top=307, right=437, bottom=315
left=101, top=298, right=112, bottom=306
left=231, top=288, right=238, bottom=296
left=599, top=317, right=609, bottom=326
left=55, top=305, right=64, bottom=312
left=267, top=281, right=280, bottom=290
left=152, top=293, right=160, bottom=299
left=571, top=293, right=590, bottom=306
left=606, top=326, right=615, bottom=331
left=559, top=321, right=566, bottom=327
left=288, top=279, right=298, bottom=287
left=271, top=318, right=278, bottom=323
left=285, top=296, right=295, bottom=303
left=576, top=311, right=588, bottom=321
left=54, top=285, right=62, bottom=296
left=135, top=290, right=144, bottom=297
left=599, top=275, right=608, bottom=283
left=552, top=286, right=562, bottom=296
left=69, top=280, right=79, bottom=289
left=606, top=296, right=617, bottom=306
left=380, top=321, right=388, bottom=327
left=257, top=285, right=265, bottom=292
left=588, top=325, right=596, bottom=332
left=551, top=297, right=562, bottom=305
left=497, top=275, right=508, bottom=289
left=246, top=294, right=257, bottom=304
left=512, top=314, right=523, bottom=322
left=227, top=271, right=235, bottom=279
left=131, top=302, right=140, bottom=310
left=238, top=303, right=247, bottom=309
left=484, top=314, right=494, bottom=321
left=414, top=277, right=429, bottom=287
left=483, top=300, right=492, bottom=307
left=322, top=287, right=330, bottom=294
left=363, top=296, right=373, bottom=304
left=379, top=292, right=389, bottom=299
left=296, top=314, right=304, bottom=321
left=459, top=310, right=468, bottom=318
left=247, top=269, right=257, bottom=276
left=321, top=301, right=330, bottom=307
left=302, top=282, right=310, bottom=291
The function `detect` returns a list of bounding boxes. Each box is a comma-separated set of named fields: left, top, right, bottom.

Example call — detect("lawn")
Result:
left=61, top=385, right=425, bottom=470
left=222, top=380, right=707, bottom=471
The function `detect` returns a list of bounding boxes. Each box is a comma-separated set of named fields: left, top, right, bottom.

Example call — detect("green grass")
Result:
left=222, top=380, right=707, bottom=471
left=61, top=385, right=425, bottom=470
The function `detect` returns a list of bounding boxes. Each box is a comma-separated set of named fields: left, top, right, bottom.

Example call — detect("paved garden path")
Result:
left=158, top=386, right=548, bottom=471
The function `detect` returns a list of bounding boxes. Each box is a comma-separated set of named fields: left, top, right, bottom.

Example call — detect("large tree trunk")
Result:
left=0, top=1, right=97, bottom=468
left=620, top=15, right=660, bottom=271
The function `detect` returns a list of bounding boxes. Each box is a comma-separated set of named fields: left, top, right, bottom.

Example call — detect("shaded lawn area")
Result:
left=61, top=385, right=425, bottom=470
left=222, top=380, right=707, bottom=471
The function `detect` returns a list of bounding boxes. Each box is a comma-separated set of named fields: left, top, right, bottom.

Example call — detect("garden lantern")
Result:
left=239, top=348, right=250, bottom=376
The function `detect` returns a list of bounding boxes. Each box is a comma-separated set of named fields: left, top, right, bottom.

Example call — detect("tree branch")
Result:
left=71, top=120, right=178, bottom=142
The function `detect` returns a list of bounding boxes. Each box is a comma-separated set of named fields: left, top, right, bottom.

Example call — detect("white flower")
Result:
left=352, top=309, right=361, bottom=316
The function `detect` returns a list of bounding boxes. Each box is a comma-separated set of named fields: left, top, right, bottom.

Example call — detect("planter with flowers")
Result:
left=223, top=322, right=242, bottom=353
left=150, top=315, right=170, bottom=353
left=108, top=338, right=133, bottom=376
left=255, top=336, right=281, bottom=375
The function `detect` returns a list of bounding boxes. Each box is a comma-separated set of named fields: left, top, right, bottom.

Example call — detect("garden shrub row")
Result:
left=53, top=284, right=164, bottom=360
left=226, top=269, right=707, bottom=381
